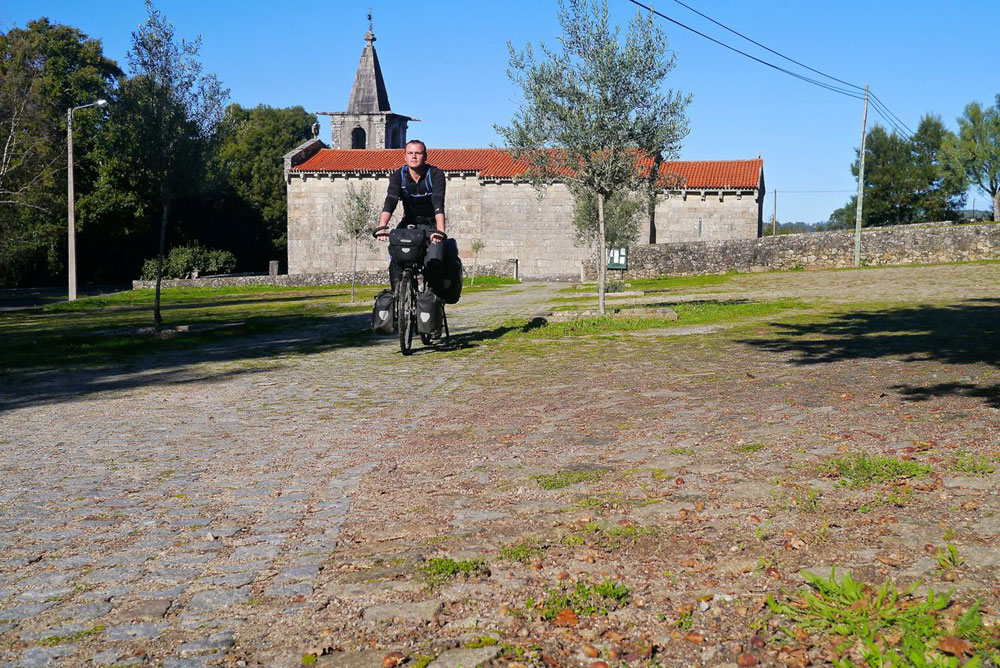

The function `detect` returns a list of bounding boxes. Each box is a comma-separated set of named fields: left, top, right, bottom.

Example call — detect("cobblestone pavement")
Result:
left=0, top=285, right=557, bottom=667
left=1, top=266, right=999, bottom=667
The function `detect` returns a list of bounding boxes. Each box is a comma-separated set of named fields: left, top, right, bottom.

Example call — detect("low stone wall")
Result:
left=131, top=259, right=519, bottom=290
left=585, top=222, right=1000, bottom=279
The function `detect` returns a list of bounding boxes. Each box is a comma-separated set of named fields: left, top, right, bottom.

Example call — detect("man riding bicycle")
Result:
left=375, top=139, right=446, bottom=292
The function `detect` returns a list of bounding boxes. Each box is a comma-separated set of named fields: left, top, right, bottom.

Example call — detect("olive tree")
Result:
left=496, top=0, right=689, bottom=313
left=336, top=182, right=379, bottom=303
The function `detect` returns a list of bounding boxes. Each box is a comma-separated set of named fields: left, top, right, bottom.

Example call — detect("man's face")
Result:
left=405, top=144, right=426, bottom=169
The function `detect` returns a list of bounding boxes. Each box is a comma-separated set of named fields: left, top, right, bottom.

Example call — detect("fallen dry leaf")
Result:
left=937, top=636, right=973, bottom=656
left=581, top=643, right=599, bottom=658
left=777, top=645, right=809, bottom=667
left=554, top=608, right=579, bottom=628
left=684, top=631, right=704, bottom=643
left=961, top=500, right=979, bottom=511
left=541, top=652, right=561, bottom=667
left=737, top=653, right=760, bottom=666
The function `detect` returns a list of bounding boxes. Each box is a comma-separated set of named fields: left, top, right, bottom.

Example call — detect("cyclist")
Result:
left=375, top=139, right=446, bottom=291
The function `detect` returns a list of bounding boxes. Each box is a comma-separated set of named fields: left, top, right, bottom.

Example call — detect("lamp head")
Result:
left=96, top=99, right=108, bottom=107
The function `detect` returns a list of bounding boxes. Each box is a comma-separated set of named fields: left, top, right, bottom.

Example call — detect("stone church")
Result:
left=284, top=27, right=765, bottom=279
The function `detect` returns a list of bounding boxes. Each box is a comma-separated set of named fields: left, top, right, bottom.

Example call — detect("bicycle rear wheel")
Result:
left=398, top=272, right=414, bottom=355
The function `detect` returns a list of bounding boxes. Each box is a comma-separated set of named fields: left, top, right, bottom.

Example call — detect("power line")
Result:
left=668, top=0, right=862, bottom=94
left=625, top=0, right=913, bottom=137
left=623, top=0, right=866, bottom=101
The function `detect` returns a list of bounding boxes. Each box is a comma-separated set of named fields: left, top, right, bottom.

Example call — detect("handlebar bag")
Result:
left=388, top=227, right=427, bottom=266
left=371, top=289, right=395, bottom=334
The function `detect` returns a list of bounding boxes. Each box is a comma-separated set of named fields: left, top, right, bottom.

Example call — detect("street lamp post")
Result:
left=67, top=99, right=107, bottom=301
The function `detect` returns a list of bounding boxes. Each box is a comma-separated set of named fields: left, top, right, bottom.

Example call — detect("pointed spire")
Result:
left=347, top=16, right=390, bottom=113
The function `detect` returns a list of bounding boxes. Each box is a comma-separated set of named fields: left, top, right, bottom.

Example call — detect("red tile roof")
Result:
left=291, top=149, right=763, bottom=190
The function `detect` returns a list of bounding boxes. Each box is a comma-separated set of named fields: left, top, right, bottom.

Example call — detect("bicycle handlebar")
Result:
left=373, top=225, right=447, bottom=240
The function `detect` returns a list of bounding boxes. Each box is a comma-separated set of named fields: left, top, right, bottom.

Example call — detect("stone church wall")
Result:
left=287, top=174, right=762, bottom=279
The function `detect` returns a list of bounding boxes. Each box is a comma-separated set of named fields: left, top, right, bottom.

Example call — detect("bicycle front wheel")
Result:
left=398, top=275, right=414, bottom=355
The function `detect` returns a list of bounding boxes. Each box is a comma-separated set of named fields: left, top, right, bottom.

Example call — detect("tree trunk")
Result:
left=647, top=154, right=662, bottom=244
left=598, top=192, right=606, bottom=316
left=351, top=238, right=357, bottom=304
left=153, top=199, right=169, bottom=329
left=993, top=191, right=999, bottom=222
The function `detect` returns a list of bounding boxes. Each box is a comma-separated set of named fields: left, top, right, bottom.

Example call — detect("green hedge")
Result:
left=141, top=244, right=237, bottom=280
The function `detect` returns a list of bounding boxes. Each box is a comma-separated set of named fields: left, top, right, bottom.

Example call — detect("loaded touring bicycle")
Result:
left=371, top=224, right=462, bottom=355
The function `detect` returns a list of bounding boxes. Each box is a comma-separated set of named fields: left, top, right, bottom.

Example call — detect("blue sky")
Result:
left=3, top=1, right=998, bottom=223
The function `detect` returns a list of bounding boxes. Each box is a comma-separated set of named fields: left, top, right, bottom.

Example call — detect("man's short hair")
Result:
left=405, top=139, right=427, bottom=155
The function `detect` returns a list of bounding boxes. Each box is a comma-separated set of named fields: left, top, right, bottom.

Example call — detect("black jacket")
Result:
left=381, top=164, right=446, bottom=223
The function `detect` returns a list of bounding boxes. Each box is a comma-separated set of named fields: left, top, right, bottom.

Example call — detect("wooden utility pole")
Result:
left=854, top=84, right=869, bottom=267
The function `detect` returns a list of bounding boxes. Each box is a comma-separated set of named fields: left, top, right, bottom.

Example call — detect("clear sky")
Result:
left=3, top=1, right=998, bottom=223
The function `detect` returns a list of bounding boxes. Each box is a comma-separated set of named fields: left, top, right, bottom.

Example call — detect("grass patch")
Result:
left=420, top=557, right=490, bottom=587
left=533, top=468, right=607, bottom=490
left=731, top=442, right=766, bottom=454
left=1, top=279, right=519, bottom=371
left=410, top=655, right=435, bottom=668
left=500, top=540, right=543, bottom=563
left=563, top=272, right=739, bottom=294
left=527, top=579, right=631, bottom=620
left=935, top=543, right=965, bottom=573
left=825, top=453, right=931, bottom=487
left=563, top=521, right=658, bottom=548
left=37, top=625, right=105, bottom=646
left=463, top=275, right=519, bottom=288
left=464, top=635, right=499, bottom=648
left=951, top=451, right=996, bottom=476
left=766, top=569, right=999, bottom=666
left=503, top=299, right=808, bottom=341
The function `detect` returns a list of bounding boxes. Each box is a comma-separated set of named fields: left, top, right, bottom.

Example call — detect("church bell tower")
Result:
left=320, top=17, right=415, bottom=149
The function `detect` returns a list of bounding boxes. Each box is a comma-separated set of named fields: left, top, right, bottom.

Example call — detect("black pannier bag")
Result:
left=371, top=289, right=395, bottom=334
left=425, top=238, right=463, bottom=305
left=415, top=290, right=441, bottom=335
left=388, top=227, right=427, bottom=267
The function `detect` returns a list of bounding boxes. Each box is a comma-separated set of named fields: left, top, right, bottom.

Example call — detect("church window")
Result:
left=351, top=127, right=367, bottom=149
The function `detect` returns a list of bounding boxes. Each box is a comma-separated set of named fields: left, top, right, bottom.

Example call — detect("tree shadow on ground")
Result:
left=738, top=298, right=1000, bottom=408
left=0, top=311, right=378, bottom=412
left=0, top=315, right=550, bottom=412
left=390, top=317, right=549, bottom=355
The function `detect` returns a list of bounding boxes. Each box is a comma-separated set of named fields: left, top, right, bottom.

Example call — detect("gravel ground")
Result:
left=0, top=263, right=998, bottom=667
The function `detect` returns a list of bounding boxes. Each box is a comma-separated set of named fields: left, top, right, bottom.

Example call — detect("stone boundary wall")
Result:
left=585, top=222, right=1000, bottom=279
left=131, top=259, right=519, bottom=290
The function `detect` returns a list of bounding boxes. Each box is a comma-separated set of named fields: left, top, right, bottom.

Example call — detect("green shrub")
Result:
left=141, top=244, right=237, bottom=280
